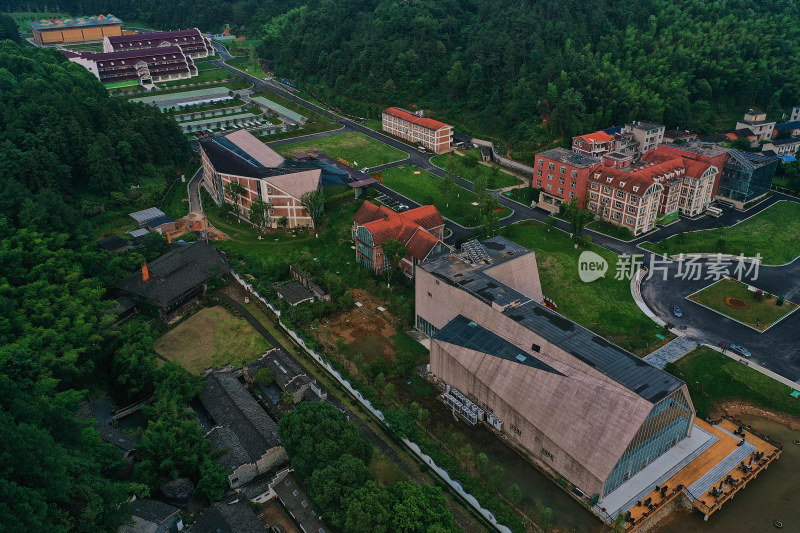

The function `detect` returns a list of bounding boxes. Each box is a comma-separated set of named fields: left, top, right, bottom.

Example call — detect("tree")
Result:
left=300, top=190, right=325, bottom=228
left=381, top=238, right=408, bottom=287
left=278, top=402, right=372, bottom=478
left=223, top=181, right=247, bottom=221
left=0, top=14, right=21, bottom=43
left=440, top=172, right=457, bottom=208
left=255, top=368, right=275, bottom=385
left=249, top=199, right=271, bottom=234
left=476, top=452, right=489, bottom=478
left=278, top=215, right=289, bottom=231
left=309, top=454, right=373, bottom=526
left=383, top=383, right=396, bottom=403
left=473, top=174, right=488, bottom=206
left=281, top=389, right=297, bottom=404
left=390, top=482, right=455, bottom=533
left=489, top=463, right=505, bottom=491
left=546, top=217, right=558, bottom=231
left=510, top=483, right=522, bottom=504
left=342, top=480, right=392, bottom=533
left=551, top=88, right=586, bottom=137
left=196, top=458, right=228, bottom=502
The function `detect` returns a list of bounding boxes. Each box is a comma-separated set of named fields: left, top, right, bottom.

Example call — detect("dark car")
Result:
left=670, top=304, right=683, bottom=318
left=729, top=344, right=751, bottom=357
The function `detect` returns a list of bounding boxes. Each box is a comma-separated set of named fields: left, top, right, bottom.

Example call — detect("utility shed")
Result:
left=130, top=207, right=166, bottom=228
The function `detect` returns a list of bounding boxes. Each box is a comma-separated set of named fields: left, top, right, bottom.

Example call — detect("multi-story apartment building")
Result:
left=352, top=201, right=448, bottom=277
left=586, top=146, right=717, bottom=234
left=623, top=120, right=665, bottom=154
left=382, top=108, right=452, bottom=154
left=533, top=148, right=599, bottom=212
left=63, top=46, right=197, bottom=85
left=790, top=106, right=800, bottom=123
left=735, top=110, right=775, bottom=141
left=200, top=130, right=322, bottom=229
left=571, top=131, right=614, bottom=158
left=656, top=141, right=729, bottom=197
left=104, top=28, right=215, bottom=58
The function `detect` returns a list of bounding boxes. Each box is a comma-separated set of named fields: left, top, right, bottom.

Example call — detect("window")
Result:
left=591, top=182, right=599, bottom=190
left=590, top=192, right=597, bottom=200
left=627, top=216, right=634, bottom=224
left=546, top=184, right=553, bottom=190
left=630, top=194, right=638, bottom=202
left=570, top=181, right=576, bottom=188
left=613, top=211, right=621, bottom=220
left=603, top=186, right=611, bottom=194
left=572, top=170, right=578, bottom=178
left=628, top=205, right=636, bottom=213
left=589, top=202, right=596, bottom=210
left=558, top=187, right=563, bottom=194
left=536, top=170, right=542, bottom=177
left=547, top=173, right=553, bottom=180
left=570, top=192, right=576, bottom=199
left=560, top=166, right=566, bottom=174
left=538, top=159, right=543, bottom=167
left=536, top=179, right=542, bottom=186
left=559, top=178, right=565, bottom=184
left=293, top=490, right=300, bottom=496
left=616, top=190, right=625, bottom=199
left=548, top=162, right=554, bottom=170
left=615, top=201, right=623, bottom=209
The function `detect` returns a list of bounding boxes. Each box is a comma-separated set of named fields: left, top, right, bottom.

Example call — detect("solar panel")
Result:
left=461, top=239, right=489, bottom=263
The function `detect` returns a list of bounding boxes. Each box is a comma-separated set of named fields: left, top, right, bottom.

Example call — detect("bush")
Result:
left=255, top=368, right=275, bottom=385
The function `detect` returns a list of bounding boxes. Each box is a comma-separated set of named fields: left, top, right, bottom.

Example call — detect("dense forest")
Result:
left=45, top=0, right=800, bottom=155
left=0, top=40, right=230, bottom=530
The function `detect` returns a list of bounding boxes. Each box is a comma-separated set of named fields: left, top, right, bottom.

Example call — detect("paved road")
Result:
left=188, top=165, right=204, bottom=213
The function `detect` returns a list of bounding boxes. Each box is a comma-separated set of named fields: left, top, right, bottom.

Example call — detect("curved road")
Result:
left=207, top=40, right=800, bottom=382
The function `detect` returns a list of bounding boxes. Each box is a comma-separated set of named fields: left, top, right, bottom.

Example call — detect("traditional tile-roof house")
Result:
left=119, top=498, right=183, bottom=533
left=192, top=497, right=269, bottom=533
left=273, top=473, right=328, bottom=533
left=352, top=201, right=449, bottom=277
left=245, top=348, right=314, bottom=402
left=117, top=242, right=230, bottom=324
left=199, top=372, right=287, bottom=488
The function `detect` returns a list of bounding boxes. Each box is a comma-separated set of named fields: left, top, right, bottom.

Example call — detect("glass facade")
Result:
left=718, top=151, right=777, bottom=202
left=416, top=315, right=439, bottom=337
left=603, top=389, right=693, bottom=495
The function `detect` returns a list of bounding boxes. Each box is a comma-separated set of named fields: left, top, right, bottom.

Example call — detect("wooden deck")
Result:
left=622, top=418, right=782, bottom=530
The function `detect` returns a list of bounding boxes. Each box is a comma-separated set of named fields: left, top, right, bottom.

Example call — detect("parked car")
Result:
left=729, top=344, right=751, bottom=357
left=670, top=304, right=683, bottom=318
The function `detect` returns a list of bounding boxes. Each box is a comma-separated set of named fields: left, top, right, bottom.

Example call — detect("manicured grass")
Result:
left=503, top=187, right=539, bottom=205
left=273, top=131, right=406, bottom=168
left=586, top=220, right=635, bottom=241
left=432, top=149, right=523, bottom=189
left=501, top=221, right=674, bottom=355
left=666, top=347, right=800, bottom=419
left=226, top=56, right=263, bottom=77
left=257, top=120, right=341, bottom=142
left=157, top=68, right=232, bottom=88
left=154, top=306, right=269, bottom=374
left=688, top=277, right=797, bottom=330
left=364, top=119, right=382, bottom=131
left=377, top=165, right=510, bottom=227
left=640, top=201, right=800, bottom=265
left=194, top=60, right=222, bottom=72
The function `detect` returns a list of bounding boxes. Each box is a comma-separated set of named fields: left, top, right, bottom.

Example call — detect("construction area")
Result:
left=596, top=417, right=782, bottom=531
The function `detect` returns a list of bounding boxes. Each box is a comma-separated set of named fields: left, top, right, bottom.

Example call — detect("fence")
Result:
left=227, top=269, right=513, bottom=533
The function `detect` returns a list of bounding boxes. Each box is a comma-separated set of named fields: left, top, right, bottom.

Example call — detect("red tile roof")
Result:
left=383, top=107, right=451, bottom=131
left=578, top=131, right=613, bottom=143
left=405, top=228, right=439, bottom=261
left=352, top=201, right=395, bottom=225
left=354, top=201, right=444, bottom=260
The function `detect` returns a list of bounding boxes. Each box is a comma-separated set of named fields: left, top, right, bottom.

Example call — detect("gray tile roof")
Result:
left=207, top=427, right=251, bottom=471
left=274, top=474, right=328, bottom=533
left=276, top=282, right=314, bottom=306
left=193, top=498, right=269, bottom=533
left=199, top=372, right=281, bottom=470
left=668, top=141, right=729, bottom=157
left=117, top=242, right=229, bottom=306
left=131, top=498, right=180, bottom=525
left=248, top=348, right=311, bottom=395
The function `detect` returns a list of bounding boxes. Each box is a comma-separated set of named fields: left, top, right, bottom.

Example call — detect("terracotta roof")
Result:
left=352, top=201, right=397, bottom=225
left=577, top=131, right=613, bottom=143
left=383, top=107, right=451, bottom=131
left=682, top=158, right=712, bottom=178
left=399, top=204, right=444, bottom=229
left=405, top=228, right=439, bottom=261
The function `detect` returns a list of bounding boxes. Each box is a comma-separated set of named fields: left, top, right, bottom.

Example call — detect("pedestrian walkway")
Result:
left=643, top=336, right=699, bottom=368
left=686, top=440, right=756, bottom=498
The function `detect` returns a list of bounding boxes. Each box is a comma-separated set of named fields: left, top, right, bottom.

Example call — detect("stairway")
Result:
left=686, top=440, right=756, bottom=500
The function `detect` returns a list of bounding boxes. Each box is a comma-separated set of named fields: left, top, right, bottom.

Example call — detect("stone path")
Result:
left=643, top=336, right=700, bottom=369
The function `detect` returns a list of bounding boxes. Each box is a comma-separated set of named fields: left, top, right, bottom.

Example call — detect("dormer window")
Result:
left=632, top=186, right=640, bottom=192
left=606, top=177, right=613, bottom=183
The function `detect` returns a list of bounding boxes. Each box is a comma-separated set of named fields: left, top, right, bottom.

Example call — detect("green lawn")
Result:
left=154, top=306, right=269, bottom=374
left=161, top=178, right=190, bottom=220
left=273, top=131, right=406, bottom=168
left=688, top=277, right=797, bottom=330
left=157, top=69, right=232, bottom=88
left=640, top=201, right=800, bottom=265
left=226, top=56, right=264, bottom=77
left=377, top=165, right=511, bottom=227
left=501, top=221, right=674, bottom=355
left=431, top=150, right=523, bottom=189
left=364, top=119, right=383, bottom=131
left=586, top=220, right=635, bottom=241
left=194, top=59, right=222, bottom=71
left=665, top=347, right=800, bottom=419
left=503, top=187, right=539, bottom=205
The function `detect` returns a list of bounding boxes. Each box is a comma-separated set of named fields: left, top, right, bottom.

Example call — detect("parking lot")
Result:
left=374, top=193, right=409, bottom=212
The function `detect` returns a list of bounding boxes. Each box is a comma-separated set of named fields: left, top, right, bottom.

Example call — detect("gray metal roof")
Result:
left=129, top=207, right=165, bottom=225
left=421, top=238, right=685, bottom=404
left=537, top=147, right=600, bottom=168
left=128, top=228, right=151, bottom=238
left=434, top=315, right=564, bottom=376
left=666, top=141, right=729, bottom=158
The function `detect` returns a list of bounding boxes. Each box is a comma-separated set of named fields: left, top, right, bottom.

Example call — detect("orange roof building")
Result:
left=572, top=130, right=615, bottom=158
left=352, top=201, right=449, bottom=277
left=382, top=108, right=453, bottom=154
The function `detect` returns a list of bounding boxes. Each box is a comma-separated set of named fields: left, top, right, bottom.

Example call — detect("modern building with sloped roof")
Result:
left=200, top=130, right=324, bottom=229
left=199, top=372, right=287, bottom=488
left=63, top=46, right=197, bottom=85
left=117, top=242, right=230, bottom=323
left=352, top=200, right=449, bottom=277
left=415, top=236, right=694, bottom=501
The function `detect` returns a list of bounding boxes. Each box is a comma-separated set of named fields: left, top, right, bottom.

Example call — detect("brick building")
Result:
left=533, top=148, right=599, bottom=212
left=200, top=130, right=322, bottom=229
left=104, top=28, right=214, bottom=58
left=352, top=201, right=448, bottom=277
left=31, top=14, right=122, bottom=45
left=63, top=45, right=197, bottom=85
left=382, top=107, right=452, bottom=153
